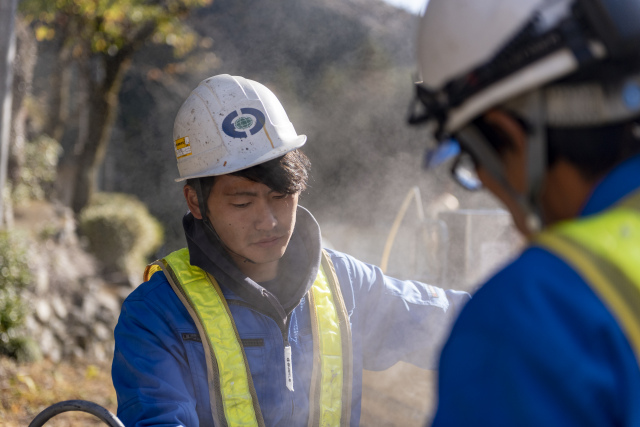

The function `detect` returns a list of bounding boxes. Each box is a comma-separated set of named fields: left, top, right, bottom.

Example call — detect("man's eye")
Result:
left=273, top=193, right=287, bottom=200
left=232, top=202, right=250, bottom=208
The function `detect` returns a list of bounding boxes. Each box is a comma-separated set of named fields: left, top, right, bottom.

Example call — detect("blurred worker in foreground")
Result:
left=111, top=73, right=469, bottom=426
left=409, top=0, right=640, bottom=425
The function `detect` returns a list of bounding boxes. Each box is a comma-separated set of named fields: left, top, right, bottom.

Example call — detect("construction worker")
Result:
left=409, top=0, right=640, bottom=425
left=111, top=74, right=469, bottom=426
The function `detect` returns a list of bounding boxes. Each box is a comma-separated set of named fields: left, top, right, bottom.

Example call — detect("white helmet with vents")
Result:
left=412, top=0, right=640, bottom=135
left=173, top=74, right=307, bottom=182
left=411, top=0, right=640, bottom=232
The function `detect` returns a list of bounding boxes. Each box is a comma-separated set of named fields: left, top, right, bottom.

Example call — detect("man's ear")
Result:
left=183, top=185, right=203, bottom=219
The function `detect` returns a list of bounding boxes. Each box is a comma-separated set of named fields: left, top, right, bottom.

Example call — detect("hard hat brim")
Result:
left=174, top=135, right=307, bottom=182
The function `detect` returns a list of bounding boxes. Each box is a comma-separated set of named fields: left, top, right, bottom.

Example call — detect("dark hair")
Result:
left=547, top=120, right=640, bottom=180
left=186, top=149, right=311, bottom=196
left=473, top=112, right=640, bottom=181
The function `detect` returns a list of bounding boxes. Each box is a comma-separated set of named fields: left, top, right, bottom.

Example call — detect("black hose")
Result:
left=28, top=400, right=124, bottom=427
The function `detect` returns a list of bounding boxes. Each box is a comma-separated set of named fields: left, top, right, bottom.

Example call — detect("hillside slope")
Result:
left=109, top=0, right=442, bottom=252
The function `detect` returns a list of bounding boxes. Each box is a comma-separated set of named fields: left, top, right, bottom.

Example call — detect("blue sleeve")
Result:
left=432, top=248, right=640, bottom=427
left=111, top=276, right=200, bottom=427
left=328, top=250, right=470, bottom=371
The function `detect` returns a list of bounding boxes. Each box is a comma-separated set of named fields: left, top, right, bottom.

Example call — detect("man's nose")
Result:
left=255, top=201, right=277, bottom=230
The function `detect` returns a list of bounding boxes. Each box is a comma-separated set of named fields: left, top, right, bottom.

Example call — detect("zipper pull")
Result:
left=284, top=345, right=294, bottom=391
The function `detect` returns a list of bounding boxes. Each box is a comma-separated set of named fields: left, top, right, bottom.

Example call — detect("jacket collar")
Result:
left=581, top=153, right=640, bottom=217
left=183, top=206, right=322, bottom=320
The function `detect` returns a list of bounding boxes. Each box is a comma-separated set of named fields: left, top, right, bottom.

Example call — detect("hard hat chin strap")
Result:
left=522, top=90, right=547, bottom=232
left=193, top=178, right=216, bottom=235
left=193, top=178, right=257, bottom=265
left=457, top=102, right=546, bottom=234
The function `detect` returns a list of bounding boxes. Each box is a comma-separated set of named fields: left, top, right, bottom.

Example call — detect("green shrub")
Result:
left=11, top=135, right=62, bottom=204
left=79, top=192, right=164, bottom=276
left=0, top=229, right=38, bottom=360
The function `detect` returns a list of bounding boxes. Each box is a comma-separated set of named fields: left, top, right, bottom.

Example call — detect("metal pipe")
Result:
left=28, top=400, right=124, bottom=427
left=380, top=186, right=425, bottom=273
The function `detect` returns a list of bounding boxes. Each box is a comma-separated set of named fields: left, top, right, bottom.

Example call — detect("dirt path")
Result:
left=361, top=363, right=436, bottom=426
left=1, top=355, right=434, bottom=426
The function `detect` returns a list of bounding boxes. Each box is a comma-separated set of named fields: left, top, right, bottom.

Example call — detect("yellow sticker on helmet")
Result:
left=175, top=136, right=192, bottom=159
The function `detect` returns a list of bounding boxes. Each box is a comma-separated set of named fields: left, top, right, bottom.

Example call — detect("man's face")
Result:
left=206, top=175, right=298, bottom=272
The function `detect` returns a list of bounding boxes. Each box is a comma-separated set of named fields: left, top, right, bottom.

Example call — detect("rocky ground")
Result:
left=12, top=200, right=129, bottom=364
left=0, top=200, right=126, bottom=425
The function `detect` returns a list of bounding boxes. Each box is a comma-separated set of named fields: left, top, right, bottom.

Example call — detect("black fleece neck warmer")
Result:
left=183, top=206, right=322, bottom=322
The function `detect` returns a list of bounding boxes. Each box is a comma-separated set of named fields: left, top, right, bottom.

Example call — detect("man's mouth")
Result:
left=254, top=236, right=283, bottom=248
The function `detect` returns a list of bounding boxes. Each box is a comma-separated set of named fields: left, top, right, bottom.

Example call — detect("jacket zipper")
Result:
left=227, top=299, right=292, bottom=344
left=227, top=300, right=294, bottom=379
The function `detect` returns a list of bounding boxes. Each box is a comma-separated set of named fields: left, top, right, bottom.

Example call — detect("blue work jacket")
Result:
left=112, top=210, right=469, bottom=426
left=432, top=154, right=640, bottom=426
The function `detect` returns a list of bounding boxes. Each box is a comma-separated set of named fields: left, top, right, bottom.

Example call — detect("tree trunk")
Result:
left=70, top=54, right=131, bottom=214
left=43, top=36, right=73, bottom=143
left=8, top=16, right=37, bottom=185
left=61, top=20, right=156, bottom=214
left=0, top=0, right=17, bottom=227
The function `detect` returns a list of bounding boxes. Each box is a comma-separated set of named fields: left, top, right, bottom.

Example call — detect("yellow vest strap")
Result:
left=307, top=250, right=353, bottom=427
left=143, top=263, right=162, bottom=282
left=154, top=248, right=264, bottom=427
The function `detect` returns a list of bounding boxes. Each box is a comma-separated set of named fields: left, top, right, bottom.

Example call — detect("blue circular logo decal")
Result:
left=222, top=108, right=266, bottom=138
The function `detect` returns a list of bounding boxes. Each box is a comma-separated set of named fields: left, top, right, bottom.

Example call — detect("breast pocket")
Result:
left=241, top=336, right=267, bottom=402
left=182, top=332, right=268, bottom=421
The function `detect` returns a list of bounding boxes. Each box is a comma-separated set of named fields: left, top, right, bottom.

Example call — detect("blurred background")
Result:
left=0, top=0, right=522, bottom=425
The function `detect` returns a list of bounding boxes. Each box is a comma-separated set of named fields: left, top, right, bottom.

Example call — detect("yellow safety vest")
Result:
left=144, top=248, right=353, bottom=427
left=535, top=190, right=640, bottom=366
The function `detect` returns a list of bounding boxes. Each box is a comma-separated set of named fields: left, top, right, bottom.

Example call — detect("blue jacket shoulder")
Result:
left=434, top=245, right=640, bottom=426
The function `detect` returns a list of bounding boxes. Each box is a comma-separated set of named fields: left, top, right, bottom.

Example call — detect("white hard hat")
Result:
left=172, top=74, right=307, bottom=182
left=415, top=0, right=581, bottom=134
left=412, top=0, right=640, bottom=232
left=413, top=0, right=640, bottom=136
